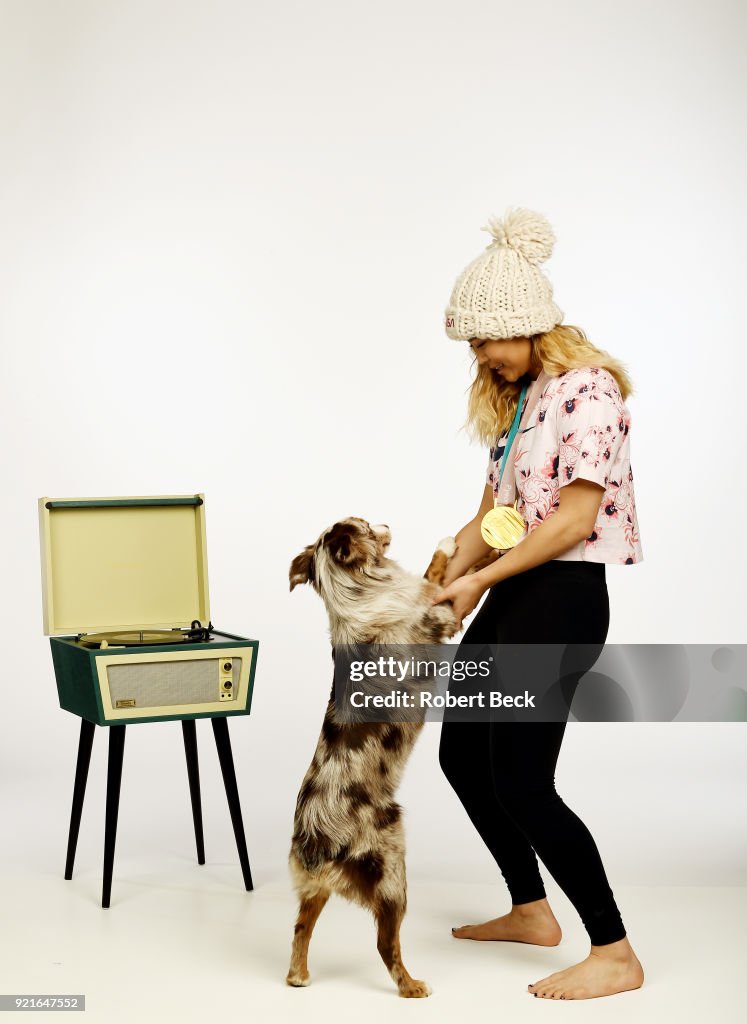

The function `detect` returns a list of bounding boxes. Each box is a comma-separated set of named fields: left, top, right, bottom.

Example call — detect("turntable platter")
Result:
left=79, top=630, right=194, bottom=649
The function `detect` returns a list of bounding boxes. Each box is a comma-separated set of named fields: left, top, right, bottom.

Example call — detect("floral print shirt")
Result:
left=486, top=366, right=643, bottom=565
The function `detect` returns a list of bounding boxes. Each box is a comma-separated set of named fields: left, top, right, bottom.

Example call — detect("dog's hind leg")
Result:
left=286, top=889, right=330, bottom=987
left=374, top=897, right=431, bottom=998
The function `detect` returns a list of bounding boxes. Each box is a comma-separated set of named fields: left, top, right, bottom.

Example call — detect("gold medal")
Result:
left=480, top=499, right=526, bottom=549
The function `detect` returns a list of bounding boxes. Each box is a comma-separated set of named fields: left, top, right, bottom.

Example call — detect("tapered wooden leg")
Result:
left=181, top=720, right=205, bottom=864
left=102, top=725, right=126, bottom=909
left=65, top=718, right=96, bottom=880
left=211, top=717, right=253, bottom=891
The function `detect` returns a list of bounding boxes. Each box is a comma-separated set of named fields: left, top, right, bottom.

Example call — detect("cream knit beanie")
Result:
left=444, top=207, right=564, bottom=341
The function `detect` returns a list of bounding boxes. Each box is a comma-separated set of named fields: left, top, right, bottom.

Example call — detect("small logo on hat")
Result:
left=445, top=316, right=455, bottom=329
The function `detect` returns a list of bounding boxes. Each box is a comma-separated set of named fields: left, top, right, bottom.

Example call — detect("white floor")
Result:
left=2, top=859, right=744, bottom=1024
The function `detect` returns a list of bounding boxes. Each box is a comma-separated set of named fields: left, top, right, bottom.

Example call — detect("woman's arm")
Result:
left=441, top=483, right=496, bottom=587
left=474, top=478, right=604, bottom=587
left=433, top=479, right=605, bottom=626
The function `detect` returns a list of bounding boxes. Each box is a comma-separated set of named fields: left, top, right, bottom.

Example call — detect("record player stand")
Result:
left=64, top=717, right=253, bottom=907
left=64, top=719, right=95, bottom=883
left=181, top=720, right=205, bottom=865
left=210, top=717, right=254, bottom=893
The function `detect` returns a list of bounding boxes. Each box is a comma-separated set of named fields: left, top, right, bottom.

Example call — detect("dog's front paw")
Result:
left=424, top=537, right=459, bottom=585
left=436, top=536, right=457, bottom=558
left=399, top=979, right=432, bottom=998
left=286, top=971, right=311, bottom=988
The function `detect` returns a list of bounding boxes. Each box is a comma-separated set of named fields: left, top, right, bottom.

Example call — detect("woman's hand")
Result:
left=431, top=575, right=486, bottom=630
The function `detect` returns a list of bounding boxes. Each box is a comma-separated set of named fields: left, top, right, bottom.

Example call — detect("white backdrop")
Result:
left=1, top=0, right=745, bottom=896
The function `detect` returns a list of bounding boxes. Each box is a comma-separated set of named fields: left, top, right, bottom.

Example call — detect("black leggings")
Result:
left=438, top=559, right=626, bottom=947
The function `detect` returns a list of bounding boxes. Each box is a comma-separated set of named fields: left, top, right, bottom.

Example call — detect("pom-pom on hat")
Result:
left=444, top=207, right=564, bottom=341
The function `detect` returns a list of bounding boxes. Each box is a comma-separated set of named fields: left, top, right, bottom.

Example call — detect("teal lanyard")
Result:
left=498, top=384, right=528, bottom=487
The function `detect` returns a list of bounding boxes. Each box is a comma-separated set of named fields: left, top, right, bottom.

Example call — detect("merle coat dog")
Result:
left=287, top=517, right=459, bottom=997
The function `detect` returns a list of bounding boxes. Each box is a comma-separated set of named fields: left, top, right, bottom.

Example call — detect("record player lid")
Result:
left=39, top=494, right=211, bottom=636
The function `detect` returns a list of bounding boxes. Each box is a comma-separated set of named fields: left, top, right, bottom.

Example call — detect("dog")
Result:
left=286, top=517, right=461, bottom=997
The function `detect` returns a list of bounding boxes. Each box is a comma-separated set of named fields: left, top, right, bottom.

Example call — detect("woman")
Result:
left=432, top=207, right=645, bottom=1001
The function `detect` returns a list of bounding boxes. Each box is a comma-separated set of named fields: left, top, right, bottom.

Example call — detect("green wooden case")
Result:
left=50, top=631, right=258, bottom=726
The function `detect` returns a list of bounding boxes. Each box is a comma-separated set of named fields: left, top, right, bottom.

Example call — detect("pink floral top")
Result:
left=486, top=366, right=643, bottom=565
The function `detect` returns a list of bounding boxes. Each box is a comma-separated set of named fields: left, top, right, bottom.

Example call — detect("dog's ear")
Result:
left=289, top=545, right=316, bottom=591
left=325, top=522, right=364, bottom=567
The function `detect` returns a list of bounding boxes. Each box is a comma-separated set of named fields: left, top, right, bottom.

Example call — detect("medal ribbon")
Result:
left=493, top=369, right=551, bottom=508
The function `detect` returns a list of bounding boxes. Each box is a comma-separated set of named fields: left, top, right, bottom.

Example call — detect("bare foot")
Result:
left=528, top=936, right=644, bottom=999
left=452, top=898, right=562, bottom=946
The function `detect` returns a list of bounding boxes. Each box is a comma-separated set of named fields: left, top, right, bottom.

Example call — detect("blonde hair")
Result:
left=464, top=324, right=635, bottom=446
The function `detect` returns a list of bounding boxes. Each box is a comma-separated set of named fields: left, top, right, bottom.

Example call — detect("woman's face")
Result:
left=468, top=336, right=535, bottom=382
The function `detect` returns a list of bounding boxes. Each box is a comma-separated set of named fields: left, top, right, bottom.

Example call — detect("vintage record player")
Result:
left=39, top=494, right=258, bottom=726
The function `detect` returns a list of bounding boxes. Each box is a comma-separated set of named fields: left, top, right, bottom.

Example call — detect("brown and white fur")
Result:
left=287, top=517, right=460, bottom=997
